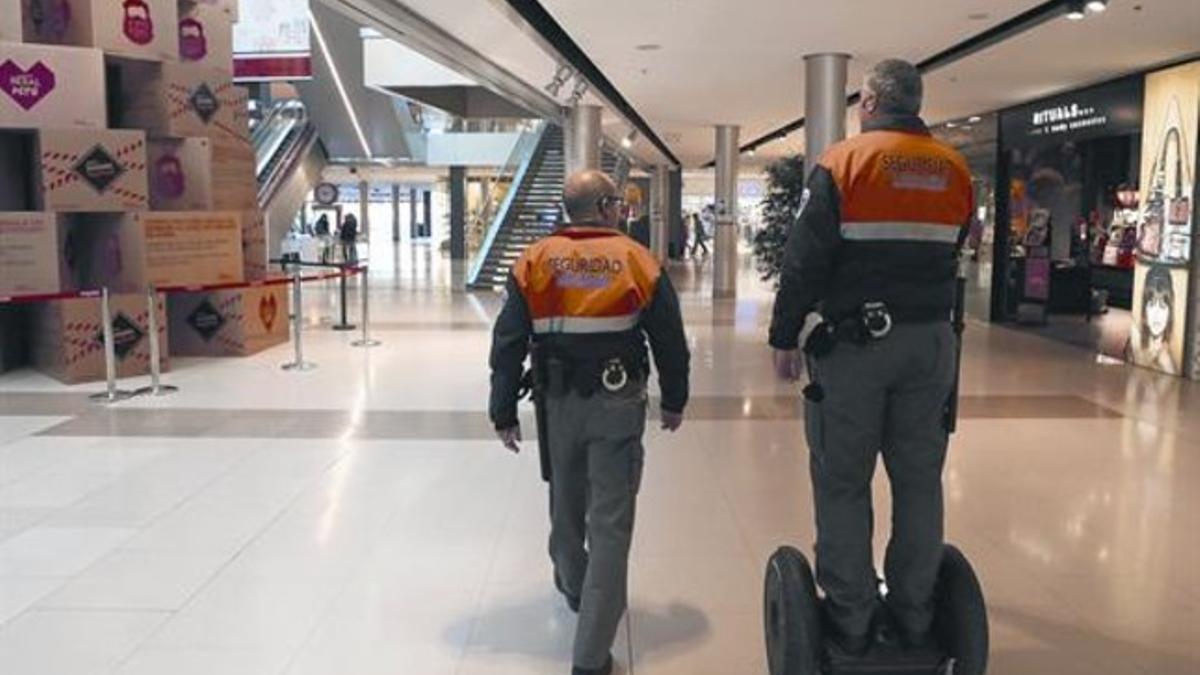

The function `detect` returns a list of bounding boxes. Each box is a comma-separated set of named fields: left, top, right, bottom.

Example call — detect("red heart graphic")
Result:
left=0, top=60, right=57, bottom=111
left=259, top=294, right=278, bottom=331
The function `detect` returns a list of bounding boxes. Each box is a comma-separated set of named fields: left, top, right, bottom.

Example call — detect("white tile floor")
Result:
left=0, top=254, right=1196, bottom=674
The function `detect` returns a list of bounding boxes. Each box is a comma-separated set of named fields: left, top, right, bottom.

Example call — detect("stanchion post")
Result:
left=282, top=267, right=317, bottom=371
left=351, top=265, right=381, bottom=348
left=135, top=285, right=177, bottom=397
left=89, top=287, right=135, bottom=403
left=332, top=263, right=356, bottom=331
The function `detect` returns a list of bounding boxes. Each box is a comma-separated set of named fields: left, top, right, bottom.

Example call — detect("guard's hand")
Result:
left=497, top=425, right=522, bottom=453
left=660, top=409, right=684, bottom=432
left=773, top=349, right=804, bottom=381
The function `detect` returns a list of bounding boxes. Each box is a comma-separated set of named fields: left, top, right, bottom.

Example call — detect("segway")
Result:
left=764, top=544, right=988, bottom=675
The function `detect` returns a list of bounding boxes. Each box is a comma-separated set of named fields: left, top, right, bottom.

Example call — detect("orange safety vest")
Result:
left=513, top=226, right=661, bottom=336
left=821, top=130, right=973, bottom=245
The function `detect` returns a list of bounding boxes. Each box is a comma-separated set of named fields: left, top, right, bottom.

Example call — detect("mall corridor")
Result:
left=0, top=262, right=1195, bottom=674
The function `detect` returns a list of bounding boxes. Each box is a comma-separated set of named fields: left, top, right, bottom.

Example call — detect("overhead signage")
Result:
left=1002, top=76, right=1143, bottom=146
left=233, top=0, right=311, bottom=81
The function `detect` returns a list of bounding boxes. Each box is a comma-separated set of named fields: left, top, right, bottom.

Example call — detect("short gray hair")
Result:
left=864, top=59, right=923, bottom=116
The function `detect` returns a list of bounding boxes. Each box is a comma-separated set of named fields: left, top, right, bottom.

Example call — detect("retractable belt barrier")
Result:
left=1, top=262, right=372, bottom=400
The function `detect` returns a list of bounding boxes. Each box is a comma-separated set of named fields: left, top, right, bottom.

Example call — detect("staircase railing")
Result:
left=466, top=121, right=549, bottom=288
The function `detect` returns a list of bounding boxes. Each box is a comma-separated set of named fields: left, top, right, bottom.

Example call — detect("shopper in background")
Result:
left=692, top=208, right=712, bottom=257
left=314, top=214, right=332, bottom=264
left=769, top=59, right=973, bottom=655
left=339, top=213, right=359, bottom=265
left=681, top=210, right=693, bottom=258
left=488, top=169, right=690, bottom=675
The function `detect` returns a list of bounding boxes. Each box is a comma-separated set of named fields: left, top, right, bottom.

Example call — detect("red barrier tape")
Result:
left=0, top=267, right=366, bottom=306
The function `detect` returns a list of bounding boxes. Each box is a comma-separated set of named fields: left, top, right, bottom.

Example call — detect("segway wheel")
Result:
left=935, top=544, right=989, bottom=675
left=764, top=546, right=823, bottom=675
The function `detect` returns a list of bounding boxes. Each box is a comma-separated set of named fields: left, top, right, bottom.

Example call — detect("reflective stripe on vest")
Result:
left=532, top=314, right=640, bottom=335
left=841, top=221, right=961, bottom=244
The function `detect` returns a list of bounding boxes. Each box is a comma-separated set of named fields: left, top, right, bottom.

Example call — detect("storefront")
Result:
left=990, top=62, right=1200, bottom=379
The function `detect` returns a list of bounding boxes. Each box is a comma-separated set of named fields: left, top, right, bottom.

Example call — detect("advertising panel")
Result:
left=232, top=0, right=311, bottom=81
left=1131, top=62, right=1199, bottom=378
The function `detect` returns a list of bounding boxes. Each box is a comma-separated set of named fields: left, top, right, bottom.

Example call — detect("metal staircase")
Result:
left=467, top=126, right=632, bottom=290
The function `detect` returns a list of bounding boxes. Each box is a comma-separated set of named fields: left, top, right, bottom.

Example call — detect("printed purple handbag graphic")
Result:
left=154, top=154, right=186, bottom=199
left=0, top=60, right=57, bottom=111
left=123, top=0, right=155, bottom=45
left=179, top=18, right=208, bottom=61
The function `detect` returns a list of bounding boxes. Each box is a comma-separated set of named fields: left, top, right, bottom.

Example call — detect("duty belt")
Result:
left=804, top=302, right=949, bottom=358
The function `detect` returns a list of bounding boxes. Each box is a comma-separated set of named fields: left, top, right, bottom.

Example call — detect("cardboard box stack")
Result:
left=1, top=0, right=278, bottom=382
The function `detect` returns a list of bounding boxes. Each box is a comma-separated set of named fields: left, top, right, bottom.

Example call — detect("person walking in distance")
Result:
left=489, top=170, right=690, bottom=675
left=768, top=59, right=974, bottom=655
left=339, top=213, right=359, bottom=264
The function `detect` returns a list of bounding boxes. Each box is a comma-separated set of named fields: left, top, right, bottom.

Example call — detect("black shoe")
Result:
left=899, top=627, right=936, bottom=651
left=571, top=653, right=613, bottom=675
left=554, top=571, right=581, bottom=614
left=831, top=630, right=872, bottom=657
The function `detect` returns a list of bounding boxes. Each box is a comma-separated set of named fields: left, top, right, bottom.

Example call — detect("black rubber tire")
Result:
left=934, top=544, right=989, bottom=675
left=764, top=546, right=823, bottom=675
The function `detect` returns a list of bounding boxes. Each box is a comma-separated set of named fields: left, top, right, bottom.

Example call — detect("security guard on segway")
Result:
left=489, top=169, right=690, bottom=675
left=768, top=59, right=976, bottom=661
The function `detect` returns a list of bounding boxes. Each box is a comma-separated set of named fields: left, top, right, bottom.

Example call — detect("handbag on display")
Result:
left=1144, top=124, right=1194, bottom=264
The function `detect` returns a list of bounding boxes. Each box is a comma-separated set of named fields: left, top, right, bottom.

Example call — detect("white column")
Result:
left=804, top=53, right=850, bottom=177
left=566, top=105, right=602, bottom=175
left=650, top=165, right=670, bottom=262
left=713, top=125, right=740, bottom=298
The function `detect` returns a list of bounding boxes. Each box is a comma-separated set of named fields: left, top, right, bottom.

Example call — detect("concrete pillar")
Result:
left=422, top=190, right=432, bottom=238
left=391, top=184, right=401, bottom=242
left=804, top=53, right=850, bottom=177
left=713, top=125, right=740, bottom=298
left=449, top=166, right=467, bottom=260
left=408, top=187, right=418, bottom=238
left=566, top=104, right=602, bottom=175
left=649, top=165, right=670, bottom=262
left=358, top=179, right=370, bottom=241
left=668, top=168, right=683, bottom=259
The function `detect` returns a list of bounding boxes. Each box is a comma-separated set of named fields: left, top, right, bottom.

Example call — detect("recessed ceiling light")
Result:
left=1066, top=0, right=1086, bottom=20
left=946, top=122, right=958, bottom=128
left=635, top=44, right=662, bottom=52
left=968, top=116, right=982, bottom=123
left=1086, top=0, right=1108, bottom=12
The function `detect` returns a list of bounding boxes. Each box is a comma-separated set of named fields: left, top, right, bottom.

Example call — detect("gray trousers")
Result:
left=805, top=323, right=956, bottom=638
left=546, top=383, right=646, bottom=669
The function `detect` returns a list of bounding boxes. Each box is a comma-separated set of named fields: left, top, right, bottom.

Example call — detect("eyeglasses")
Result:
left=597, top=195, right=625, bottom=212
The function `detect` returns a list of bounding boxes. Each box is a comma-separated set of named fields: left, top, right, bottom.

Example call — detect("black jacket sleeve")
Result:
left=640, top=274, right=690, bottom=414
left=768, top=165, right=844, bottom=350
left=488, top=275, right=532, bottom=430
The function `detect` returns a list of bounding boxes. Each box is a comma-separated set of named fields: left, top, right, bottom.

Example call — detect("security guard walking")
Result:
left=769, top=60, right=973, bottom=654
left=489, top=169, right=690, bottom=675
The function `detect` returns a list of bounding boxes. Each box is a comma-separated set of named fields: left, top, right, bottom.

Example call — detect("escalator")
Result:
left=467, top=125, right=631, bottom=290
left=253, top=100, right=328, bottom=254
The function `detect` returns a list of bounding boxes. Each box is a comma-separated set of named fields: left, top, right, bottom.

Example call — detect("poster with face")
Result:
left=1131, top=62, right=1199, bottom=377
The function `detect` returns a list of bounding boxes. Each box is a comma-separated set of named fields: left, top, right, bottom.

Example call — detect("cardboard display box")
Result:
left=119, top=61, right=248, bottom=143
left=79, top=211, right=244, bottom=291
left=32, top=290, right=168, bottom=384
left=178, top=3, right=233, bottom=70
left=37, top=127, right=149, bottom=212
left=182, top=0, right=237, bottom=21
left=210, top=136, right=257, bottom=210
left=168, top=284, right=287, bottom=356
left=0, top=41, right=106, bottom=130
left=240, top=209, right=267, bottom=281
left=0, top=212, right=81, bottom=297
left=22, top=0, right=179, bottom=63
left=147, top=137, right=211, bottom=210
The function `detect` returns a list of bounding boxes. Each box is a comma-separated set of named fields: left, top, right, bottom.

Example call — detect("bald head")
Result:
left=563, top=169, right=620, bottom=225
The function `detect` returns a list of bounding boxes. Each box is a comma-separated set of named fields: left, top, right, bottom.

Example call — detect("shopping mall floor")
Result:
left=0, top=248, right=1196, bottom=675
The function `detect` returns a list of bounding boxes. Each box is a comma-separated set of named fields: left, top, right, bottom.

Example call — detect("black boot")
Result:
left=554, top=571, right=581, bottom=614
left=571, top=653, right=613, bottom=675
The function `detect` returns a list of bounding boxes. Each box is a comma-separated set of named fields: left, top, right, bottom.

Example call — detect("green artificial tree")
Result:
left=752, top=154, right=806, bottom=285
